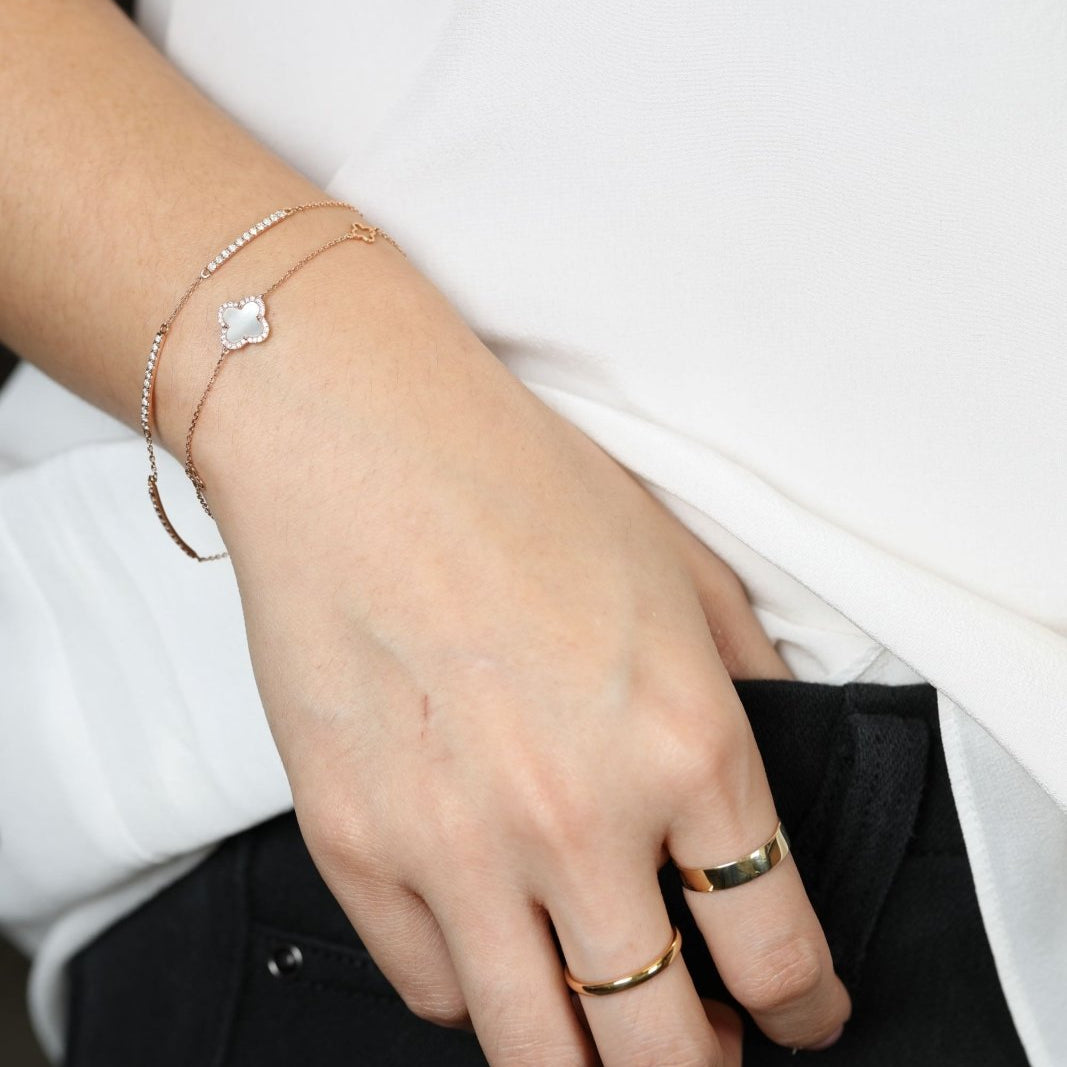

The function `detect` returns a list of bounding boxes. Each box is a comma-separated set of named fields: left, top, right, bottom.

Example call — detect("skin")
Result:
left=0, top=1, right=851, bottom=1063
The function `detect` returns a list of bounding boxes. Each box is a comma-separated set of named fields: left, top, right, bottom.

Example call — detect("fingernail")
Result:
left=808, top=1024, right=844, bottom=1051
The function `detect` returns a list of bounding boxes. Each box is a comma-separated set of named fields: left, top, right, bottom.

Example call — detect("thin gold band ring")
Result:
left=564, top=927, right=683, bottom=997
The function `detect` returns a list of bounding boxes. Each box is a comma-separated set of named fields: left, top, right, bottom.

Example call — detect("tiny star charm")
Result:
left=218, top=295, right=269, bottom=351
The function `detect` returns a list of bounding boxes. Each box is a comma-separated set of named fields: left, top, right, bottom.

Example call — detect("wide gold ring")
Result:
left=563, top=927, right=682, bottom=997
left=675, top=821, right=791, bottom=892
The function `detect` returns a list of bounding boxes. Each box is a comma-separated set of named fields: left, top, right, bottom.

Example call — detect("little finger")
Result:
left=327, top=876, right=471, bottom=1029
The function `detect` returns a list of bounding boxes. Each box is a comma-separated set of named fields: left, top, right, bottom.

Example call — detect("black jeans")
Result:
left=66, top=682, right=1029, bottom=1066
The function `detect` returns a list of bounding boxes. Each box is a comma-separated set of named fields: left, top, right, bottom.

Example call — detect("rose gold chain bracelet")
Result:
left=139, top=200, right=360, bottom=561
left=181, top=219, right=404, bottom=562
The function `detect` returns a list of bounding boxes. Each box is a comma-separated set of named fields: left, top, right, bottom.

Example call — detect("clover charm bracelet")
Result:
left=181, top=220, right=404, bottom=530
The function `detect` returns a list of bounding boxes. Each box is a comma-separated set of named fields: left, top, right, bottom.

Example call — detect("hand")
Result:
left=195, top=257, right=851, bottom=1066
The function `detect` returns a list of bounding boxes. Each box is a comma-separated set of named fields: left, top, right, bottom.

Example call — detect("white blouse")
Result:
left=1, top=1, right=1064, bottom=1061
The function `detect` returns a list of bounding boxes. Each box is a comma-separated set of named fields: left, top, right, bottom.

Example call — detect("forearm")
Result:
left=0, top=0, right=444, bottom=456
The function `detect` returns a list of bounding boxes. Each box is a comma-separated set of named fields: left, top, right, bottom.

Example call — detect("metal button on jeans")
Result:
left=267, top=944, right=304, bottom=978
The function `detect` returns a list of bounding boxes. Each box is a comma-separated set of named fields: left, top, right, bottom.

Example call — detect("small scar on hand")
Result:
left=419, top=694, right=432, bottom=742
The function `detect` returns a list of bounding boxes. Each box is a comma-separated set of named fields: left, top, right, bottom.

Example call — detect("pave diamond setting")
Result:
left=219, top=295, right=269, bottom=350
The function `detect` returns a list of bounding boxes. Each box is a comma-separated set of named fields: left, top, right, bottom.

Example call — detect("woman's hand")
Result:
left=189, top=255, right=852, bottom=1066
left=0, top=5, right=846, bottom=1059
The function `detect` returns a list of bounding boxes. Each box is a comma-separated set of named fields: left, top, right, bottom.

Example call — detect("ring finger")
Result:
left=550, top=868, right=728, bottom=1067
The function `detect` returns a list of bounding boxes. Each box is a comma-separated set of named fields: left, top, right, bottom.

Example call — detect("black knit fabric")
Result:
left=66, top=682, right=1030, bottom=1066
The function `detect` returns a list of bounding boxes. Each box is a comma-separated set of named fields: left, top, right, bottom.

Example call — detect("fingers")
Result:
left=682, top=852, right=850, bottom=1050
left=432, top=888, right=596, bottom=1066
left=549, top=870, right=727, bottom=1067
left=320, top=872, right=472, bottom=1029
left=671, top=522, right=792, bottom=681
left=667, top=690, right=850, bottom=1050
left=702, top=1001, right=744, bottom=1067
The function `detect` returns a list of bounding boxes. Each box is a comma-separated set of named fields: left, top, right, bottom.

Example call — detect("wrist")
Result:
left=151, top=205, right=369, bottom=456
left=162, top=231, right=506, bottom=544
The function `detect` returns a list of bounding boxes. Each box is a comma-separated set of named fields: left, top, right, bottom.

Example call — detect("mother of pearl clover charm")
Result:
left=218, top=296, right=269, bottom=351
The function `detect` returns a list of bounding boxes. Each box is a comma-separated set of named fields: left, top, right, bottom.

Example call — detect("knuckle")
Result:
left=297, top=802, right=393, bottom=891
left=400, top=985, right=469, bottom=1028
left=655, top=698, right=749, bottom=796
left=504, top=760, right=601, bottom=856
left=732, top=933, right=826, bottom=1015
left=298, top=806, right=368, bottom=871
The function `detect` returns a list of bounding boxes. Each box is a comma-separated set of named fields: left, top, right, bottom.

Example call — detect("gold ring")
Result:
left=564, top=927, right=682, bottom=997
left=675, top=821, right=791, bottom=892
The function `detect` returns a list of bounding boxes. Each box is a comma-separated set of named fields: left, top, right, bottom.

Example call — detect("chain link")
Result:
left=139, top=200, right=380, bottom=561
left=181, top=221, right=405, bottom=533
